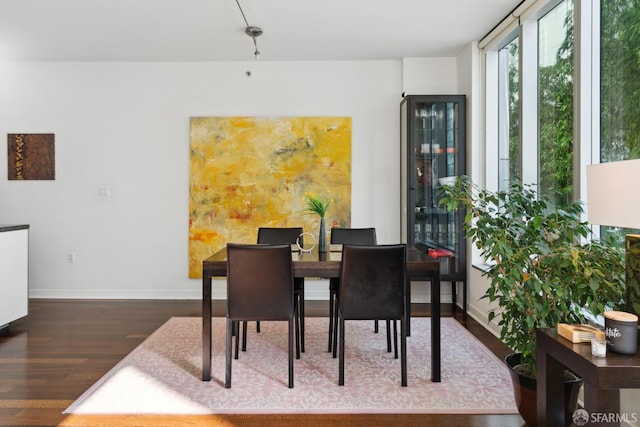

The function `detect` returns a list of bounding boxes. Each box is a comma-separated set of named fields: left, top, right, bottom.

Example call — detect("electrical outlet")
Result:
left=67, top=252, right=76, bottom=263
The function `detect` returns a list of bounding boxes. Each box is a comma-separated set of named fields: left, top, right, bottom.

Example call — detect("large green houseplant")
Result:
left=440, top=175, right=627, bottom=363
left=440, top=176, right=625, bottom=375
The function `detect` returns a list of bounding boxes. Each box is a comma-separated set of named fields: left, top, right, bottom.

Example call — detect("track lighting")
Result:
left=236, top=2, right=263, bottom=60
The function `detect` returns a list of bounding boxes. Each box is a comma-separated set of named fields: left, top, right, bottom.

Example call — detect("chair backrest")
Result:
left=339, top=244, right=406, bottom=320
left=257, top=227, right=303, bottom=245
left=330, top=227, right=377, bottom=245
left=226, top=243, right=294, bottom=321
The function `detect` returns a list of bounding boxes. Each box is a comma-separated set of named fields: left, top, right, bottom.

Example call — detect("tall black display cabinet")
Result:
left=400, top=95, right=467, bottom=311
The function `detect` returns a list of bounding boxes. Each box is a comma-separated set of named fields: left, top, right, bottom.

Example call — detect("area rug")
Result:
left=64, top=317, right=517, bottom=415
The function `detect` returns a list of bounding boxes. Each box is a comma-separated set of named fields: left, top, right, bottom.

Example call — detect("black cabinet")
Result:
left=400, top=95, right=467, bottom=310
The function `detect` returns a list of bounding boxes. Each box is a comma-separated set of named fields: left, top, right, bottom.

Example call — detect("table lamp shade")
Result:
left=586, top=158, right=640, bottom=318
left=586, top=159, right=640, bottom=230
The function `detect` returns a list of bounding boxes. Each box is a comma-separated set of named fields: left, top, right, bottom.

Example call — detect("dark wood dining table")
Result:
left=201, top=245, right=442, bottom=382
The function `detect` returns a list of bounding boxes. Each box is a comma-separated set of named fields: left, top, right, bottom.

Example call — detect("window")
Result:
left=600, top=0, right=640, bottom=163
left=600, top=0, right=640, bottom=242
left=497, top=38, right=520, bottom=192
left=483, top=0, right=640, bottom=240
left=483, top=0, right=575, bottom=206
left=538, top=0, right=574, bottom=206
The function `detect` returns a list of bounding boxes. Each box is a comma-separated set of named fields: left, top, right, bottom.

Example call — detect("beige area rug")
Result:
left=64, top=317, right=518, bottom=415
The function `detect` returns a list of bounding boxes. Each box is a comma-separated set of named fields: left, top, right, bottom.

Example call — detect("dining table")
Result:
left=201, top=245, right=442, bottom=382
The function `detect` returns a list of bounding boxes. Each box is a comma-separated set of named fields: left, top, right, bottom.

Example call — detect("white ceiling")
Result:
left=0, top=0, right=519, bottom=62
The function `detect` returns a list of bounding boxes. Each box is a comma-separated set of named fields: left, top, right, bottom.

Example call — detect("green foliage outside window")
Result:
left=539, top=2, right=574, bottom=207
left=601, top=0, right=640, bottom=163
left=503, top=0, right=640, bottom=214
left=600, top=0, right=640, bottom=243
left=507, top=40, right=520, bottom=188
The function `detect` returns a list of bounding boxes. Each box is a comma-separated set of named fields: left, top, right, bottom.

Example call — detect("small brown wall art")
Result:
left=8, top=133, right=55, bottom=180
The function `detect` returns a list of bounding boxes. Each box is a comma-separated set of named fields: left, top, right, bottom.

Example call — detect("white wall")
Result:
left=0, top=59, right=461, bottom=300
left=456, top=43, right=501, bottom=336
left=401, top=57, right=457, bottom=95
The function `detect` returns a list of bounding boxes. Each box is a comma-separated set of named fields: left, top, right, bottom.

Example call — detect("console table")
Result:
left=536, top=328, right=640, bottom=427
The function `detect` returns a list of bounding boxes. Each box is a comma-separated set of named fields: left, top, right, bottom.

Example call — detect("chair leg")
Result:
left=401, top=316, right=407, bottom=387
left=241, top=320, right=248, bottom=352
left=225, top=318, right=233, bottom=388
left=375, top=319, right=379, bottom=333
left=393, top=320, right=398, bottom=359
left=338, top=315, right=345, bottom=386
left=234, top=321, right=240, bottom=360
left=328, top=293, right=334, bottom=352
left=327, top=286, right=338, bottom=357
left=288, top=317, right=294, bottom=388
left=256, top=321, right=261, bottom=333
left=299, top=284, right=305, bottom=353
left=386, top=320, right=392, bottom=352
left=294, top=296, right=301, bottom=360
left=332, top=295, right=339, bottom=358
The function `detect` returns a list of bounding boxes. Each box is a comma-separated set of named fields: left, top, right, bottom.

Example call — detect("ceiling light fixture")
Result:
left=235, top=0, right=263, bottom=60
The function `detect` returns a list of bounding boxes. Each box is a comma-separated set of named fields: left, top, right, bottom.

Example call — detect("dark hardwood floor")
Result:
left=0, top=299, right=524, bottom=427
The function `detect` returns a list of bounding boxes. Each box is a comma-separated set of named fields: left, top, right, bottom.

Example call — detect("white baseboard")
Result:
left=28, top=279, right=458, bottom=303
left=466, top=303, right=500, bottom=339
left=29, top=289, right=203, bottom=299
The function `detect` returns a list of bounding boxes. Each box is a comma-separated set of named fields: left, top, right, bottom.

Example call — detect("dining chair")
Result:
left=328, top=227, right=381, bottom=355
left=225, top=243, right=295, bottom=388
left=244, top=227, right=305, bottom=355
left=337, top=243, right=407, bottom=386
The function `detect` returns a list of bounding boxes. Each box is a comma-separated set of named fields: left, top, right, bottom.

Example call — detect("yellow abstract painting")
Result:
left=189, top=116, right=352, bottom=278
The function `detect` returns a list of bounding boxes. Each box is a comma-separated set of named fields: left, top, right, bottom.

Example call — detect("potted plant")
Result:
left=439, top=176, right=626, bottom=425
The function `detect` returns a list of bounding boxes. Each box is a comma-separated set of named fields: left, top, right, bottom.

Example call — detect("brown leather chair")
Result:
left=225, top=243, right=295, bottom=388
left=251, top=227, right=305, bottom=354
left=337, top=244, right=407, bottom=386
left=328, top=228, right=381, bottom=355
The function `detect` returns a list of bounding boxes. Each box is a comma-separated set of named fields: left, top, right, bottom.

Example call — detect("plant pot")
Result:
left=505, top=353, right=582, bottom=426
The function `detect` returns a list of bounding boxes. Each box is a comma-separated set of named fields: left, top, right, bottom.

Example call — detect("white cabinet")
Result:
left=0, top=225, right=29, bottom=327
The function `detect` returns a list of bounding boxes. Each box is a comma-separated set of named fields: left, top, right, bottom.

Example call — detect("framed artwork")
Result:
left=188, top=116, right=352, bottom=278
left=7, top=133, right=55, bottom=180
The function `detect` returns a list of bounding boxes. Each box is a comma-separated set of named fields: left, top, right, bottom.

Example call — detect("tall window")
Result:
left=600, top=0, right=640, bottom=243
left=601, top=0, right=640, bottom=162
left=485, top=0, right=576, bottom=205
left=483, top=0, right=640, bottom=264
left=498, top=38, right=520, bottom=191
left=538, top=0, right=574, bottom=206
